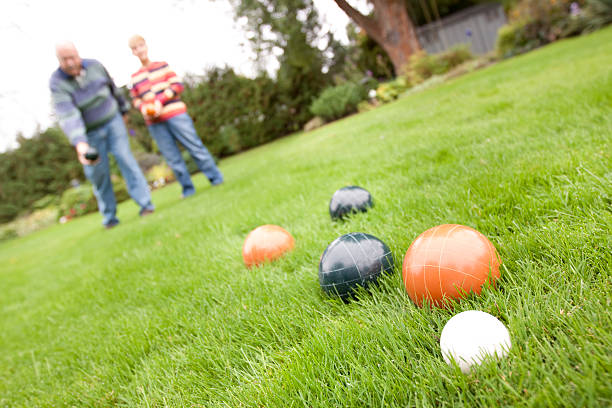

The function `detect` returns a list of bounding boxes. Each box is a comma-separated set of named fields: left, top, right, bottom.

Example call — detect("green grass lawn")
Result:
left=1, top=28, right=611, bottom=407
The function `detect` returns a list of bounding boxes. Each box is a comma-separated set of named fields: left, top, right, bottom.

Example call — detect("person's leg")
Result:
left=148, top=121, right=196, bottom=197
left=106, top=114, right=154, bottom=213
left=166, top=113, right=223, bottom=185
left=84, top=129, right=118, bottom=227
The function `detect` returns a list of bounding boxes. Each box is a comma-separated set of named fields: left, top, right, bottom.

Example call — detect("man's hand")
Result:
left=76, top=142, right=99, bottom=165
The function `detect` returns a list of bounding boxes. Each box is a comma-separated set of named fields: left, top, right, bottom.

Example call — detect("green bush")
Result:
left=407, top=45, right=474, bottom=84
left=375, top=77, right=410, bottom=103
left=497, top=19, right=533, bottom=57
left=59, top=184, right=98, bottom=219
left=31, top=195, right=59, bottom=210
left=0, top=127, right=83, bottom=223
left=0, top=226, right=18, bottom=242
left=569, top=0, right=612, bottom=33
left=310, top=82, right=368, bottom=121
left=183, top=68, right=305, bottom=157
left=180, top=150, right=199, bottom=175
left=58, top=177, right=128, bottom=219
left=496, top=0, right=596, bottom=58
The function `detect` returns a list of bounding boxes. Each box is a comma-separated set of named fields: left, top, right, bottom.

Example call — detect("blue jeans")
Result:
left=148, top=113, right=223, bottom=197
left=83, top=113, right=154, bottom=226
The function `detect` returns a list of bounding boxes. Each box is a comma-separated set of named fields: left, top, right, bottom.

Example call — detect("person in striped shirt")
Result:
left=50, top=41, right=154, bottom=229
left=128, top=35, right=223, bottom=198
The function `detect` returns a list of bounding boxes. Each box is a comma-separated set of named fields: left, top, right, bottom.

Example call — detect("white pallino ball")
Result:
left=440, top=310, right=511, bottom=373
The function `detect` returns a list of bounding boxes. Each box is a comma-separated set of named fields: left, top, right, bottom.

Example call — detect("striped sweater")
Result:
left=50, top=59, right=130, bottom=145
left=129, top=61, right=187, bottom=124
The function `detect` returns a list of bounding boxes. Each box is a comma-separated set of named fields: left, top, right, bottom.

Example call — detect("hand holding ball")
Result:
left=84, top=146, right=99, bottom=161
left=141, top=99, right=162, bottom=119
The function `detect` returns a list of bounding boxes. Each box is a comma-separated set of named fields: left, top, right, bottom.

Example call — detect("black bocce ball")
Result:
left=329, top=186, right=373, bottom=221
left=319, top=232, right=394, bottom=298
left=84, top=146, right=99, bottom=161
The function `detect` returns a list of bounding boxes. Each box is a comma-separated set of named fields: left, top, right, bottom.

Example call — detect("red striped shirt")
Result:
left=129, top=61, right=187, bottom=124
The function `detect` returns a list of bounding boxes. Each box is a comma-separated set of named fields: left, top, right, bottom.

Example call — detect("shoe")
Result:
left=139, top=208, right=155, bottom=217
left=104, top=219, right=120, bottom=229
left=210, top=178, right=224, bottom=186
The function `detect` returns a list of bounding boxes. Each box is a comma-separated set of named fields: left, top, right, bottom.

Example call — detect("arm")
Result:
left=102, top=65, right=131, bottom=114
left=158, top=62, right=184, bottom=103
left=50, top=82, right=95, bottom=164
left=129, top=79, right=143, bottom=110
left=50, top=80, right=87, bottom=146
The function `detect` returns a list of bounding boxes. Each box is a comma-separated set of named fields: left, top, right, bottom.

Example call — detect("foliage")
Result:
left=146, top=162, right=176, bottom=189
left=181, top=150, right=199, bottom=174
left=134, top=152, right=162, bottom=173
left=58, top=176, right=128, bottom=221
left=0, top=126, right=82, bottom=223
left=568, top=0, right=612, bottom=33
left=340, top=24, right=395, bottom=82
left=183, top=67, right=294, bottom=156
left=496, top=0, right=591, bottom=58
left=0, top=226, right=18, bottom=242
left=31, top=195, right=59, bottom=210
left=309, top=82, right=368, bottom=121
left=59, top=184, right=98, bottom=219
left=375, top=77, right=410, bottom=103
left=406, top=0, right=484, bottom=26
left=231, top=0, right=331, bottom=129
left=407, top=45, right=473, bottom=84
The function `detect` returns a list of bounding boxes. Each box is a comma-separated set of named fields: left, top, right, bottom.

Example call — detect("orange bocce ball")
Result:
left=242, top=225, right=295, bottom=268
left=402, top=224, right=501, bottom=307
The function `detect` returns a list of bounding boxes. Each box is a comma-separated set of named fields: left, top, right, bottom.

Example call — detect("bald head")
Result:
left=55, top=41, right=82, bottom=77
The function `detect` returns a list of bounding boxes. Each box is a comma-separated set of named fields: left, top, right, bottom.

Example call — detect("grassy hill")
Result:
left=1, top=27, right=611, bottom=407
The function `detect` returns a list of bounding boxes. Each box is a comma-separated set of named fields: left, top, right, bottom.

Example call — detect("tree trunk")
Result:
left=333, top=0, right=420, bottom=75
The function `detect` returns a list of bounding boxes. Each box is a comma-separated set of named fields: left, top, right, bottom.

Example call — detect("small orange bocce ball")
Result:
left=402, top=224, right=501, bottom=307
left=242, top=225, right=295, bottom=268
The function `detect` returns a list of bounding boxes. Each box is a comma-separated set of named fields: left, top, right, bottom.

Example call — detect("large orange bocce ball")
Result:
left=242, top=225, right=295, bottom=268
left=402, top=224, right=501, bottom=307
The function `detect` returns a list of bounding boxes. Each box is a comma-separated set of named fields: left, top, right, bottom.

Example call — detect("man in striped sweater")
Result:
left=128, top=35, right=223, bottom=199
left=50, top=41, right=154, bottom=229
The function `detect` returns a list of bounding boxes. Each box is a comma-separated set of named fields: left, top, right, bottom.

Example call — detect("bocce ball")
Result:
left=329, top=186, right=373, bottom=221
left=84, top=146, right=99, bottom=161
left=402, top=224, right=501, bottom=307
left=440, top=310, right=511, bottom=373
left=319, top=232, right=394, bottom=298
left=242, top=225, right=294, bottom=268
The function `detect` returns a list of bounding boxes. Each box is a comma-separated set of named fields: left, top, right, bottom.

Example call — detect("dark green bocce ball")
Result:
left=319, top=232, right=394, bottom=298
left=329, top=186, right=373, bottom=221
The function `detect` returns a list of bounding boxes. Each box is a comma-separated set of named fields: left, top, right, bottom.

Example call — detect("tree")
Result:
left=333, top=0, right=421, bottom=75
left=231, top=0, right=332, bottom=128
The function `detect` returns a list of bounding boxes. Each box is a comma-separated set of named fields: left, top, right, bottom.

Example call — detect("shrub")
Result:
left=59, top=185, right=97, bottom=219
left=309, top=82, right=368, bottom=121
left=407, top=45, right=474, bottom=84
left=439, top=45, right=474, bottom=69
left=408, top=51, right=448, bottom=84
left=497, top=0, right=592, bottom=58
left=375, top=77, right=410, bottom=103
left=111, top=175, right=130, bottom=204
left=0, top=226, right=18, bottom=242
left=58, top=177, right=128, bottom=220
left=569, top=0, right=612, bottom=33
left=147, top=163, right=176, bottom=189
left=135, top=152, right=162, bottom=173
left=497, top=19, right=533, bottom=57
left=32, top=195, right=59, bottom=210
